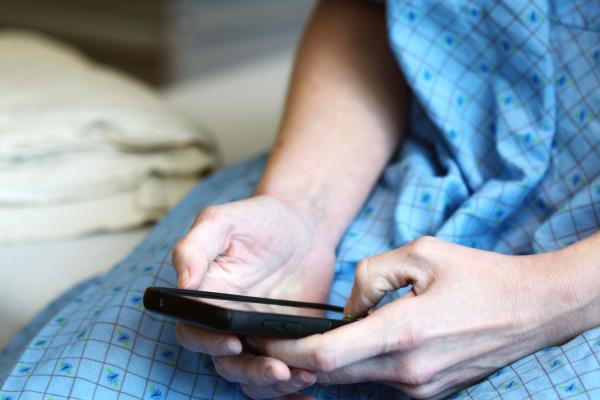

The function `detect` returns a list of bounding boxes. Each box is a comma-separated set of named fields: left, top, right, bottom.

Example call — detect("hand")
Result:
left=250, top=236, right=588, bottom=399
left=172, top=195, right=335, bottom=398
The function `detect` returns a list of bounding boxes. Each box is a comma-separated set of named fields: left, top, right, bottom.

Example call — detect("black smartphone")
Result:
left=143, top=287, right=350, bottom=338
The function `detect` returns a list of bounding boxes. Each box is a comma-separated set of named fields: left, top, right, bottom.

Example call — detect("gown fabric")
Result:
left=3, top=0, right=600, bottom=398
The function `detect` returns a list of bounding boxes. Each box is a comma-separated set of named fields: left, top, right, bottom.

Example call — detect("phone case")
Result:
left=143, top=287, right=350, bottom=338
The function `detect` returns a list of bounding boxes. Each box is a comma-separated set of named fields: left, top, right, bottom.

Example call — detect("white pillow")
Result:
left=0, top=30, right=217, bottom=243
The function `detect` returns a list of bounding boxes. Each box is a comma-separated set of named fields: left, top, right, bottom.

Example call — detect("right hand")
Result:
left=172, top=195, right=336, bottom=398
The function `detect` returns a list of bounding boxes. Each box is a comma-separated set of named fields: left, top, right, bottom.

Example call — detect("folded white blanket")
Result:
left=0, top=30, right=217, bottom=243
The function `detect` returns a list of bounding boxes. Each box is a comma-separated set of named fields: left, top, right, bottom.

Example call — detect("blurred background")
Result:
left=0, top=0, right=316, bottom=348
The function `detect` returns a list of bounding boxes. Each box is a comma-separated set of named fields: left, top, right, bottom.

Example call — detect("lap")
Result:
left=2, top=156, right=599, bottom=400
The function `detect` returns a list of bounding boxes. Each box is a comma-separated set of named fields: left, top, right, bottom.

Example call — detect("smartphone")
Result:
left=143, top=287, right=350, bottom=338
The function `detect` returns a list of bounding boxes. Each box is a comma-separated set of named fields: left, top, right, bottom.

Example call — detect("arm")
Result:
left=256, top=0, right=409, bottom=247
left=175, top=0, right=407, bottom=291
left=253, top=234, right=600, bottom=399
left=174, top=1, right=410, bottom=398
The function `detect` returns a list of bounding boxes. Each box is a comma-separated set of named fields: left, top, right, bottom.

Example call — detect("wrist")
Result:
left=252, top=186, right=342, bottom=249
left=524, top=243, right=600, bottom=347
left=553, top=240, right=600, bottom=334
left=254, top=156, right=357, bottom=248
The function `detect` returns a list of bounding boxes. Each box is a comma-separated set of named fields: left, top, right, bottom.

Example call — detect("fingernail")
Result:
left=221, top=338, right=241, bottom=354
left=291, top=371, right=312, bottom=387
left=178, top=267, right=189, bottom=288
left=300, top=372, right=313, bottom=385
left=291, top=373, right=305, bottom=388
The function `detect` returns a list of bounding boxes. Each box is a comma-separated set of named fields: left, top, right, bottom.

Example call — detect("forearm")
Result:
left=255, top=0, right=409, bottom=247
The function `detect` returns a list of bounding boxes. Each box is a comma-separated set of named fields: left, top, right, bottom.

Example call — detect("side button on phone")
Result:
left=263, top=320, right=285, bottom=332
left=263, top=320, right=302, bottom=333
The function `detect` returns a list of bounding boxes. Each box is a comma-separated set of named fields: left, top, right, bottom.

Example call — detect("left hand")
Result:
left=246, top=236, right=587, bottom=399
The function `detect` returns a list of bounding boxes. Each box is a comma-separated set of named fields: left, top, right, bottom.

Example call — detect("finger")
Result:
left=240, top=369, right=317, bottom=399
left=344, top=242, right=434, bottom=318
left=315, top=353, right=402, bottom=385
left=212, top=352, right=291, bottom=386
left=248, top=305, right=416, bottom=372
left=172, top=206, right=232, bottom=289
left=391, top=365, right=492, bottom=400
left=176, top=322, right=242, bottom=356
left=316, top=353, right=479, bottom=398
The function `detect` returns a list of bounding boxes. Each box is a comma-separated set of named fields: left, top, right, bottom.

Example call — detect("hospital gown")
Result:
left=2, top=0, right=600, bottom=398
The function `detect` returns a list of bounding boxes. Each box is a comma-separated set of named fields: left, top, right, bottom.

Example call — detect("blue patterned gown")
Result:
left=2, top=0, right=600, bottom=398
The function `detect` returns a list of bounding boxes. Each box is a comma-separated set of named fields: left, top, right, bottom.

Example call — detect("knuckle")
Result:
left=309, top=347, right=338, bottom=372
left=355, top=259, right=371, bottom=287
left=203, top=340, right=220, bottom=356
left=412, top=235, right=437, bottom=252
left=400, top=357, right=436, bottom=386
left=198, top=205, right=221, bottom=222
left=401, top=236, right=436, bottom=259
left=172, top=241, right=187, bottom=267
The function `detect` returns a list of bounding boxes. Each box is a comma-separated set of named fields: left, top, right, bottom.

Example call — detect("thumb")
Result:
left=344, top=247, right=432, bottom=319
left=172, top=207, right=232, bottom=289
